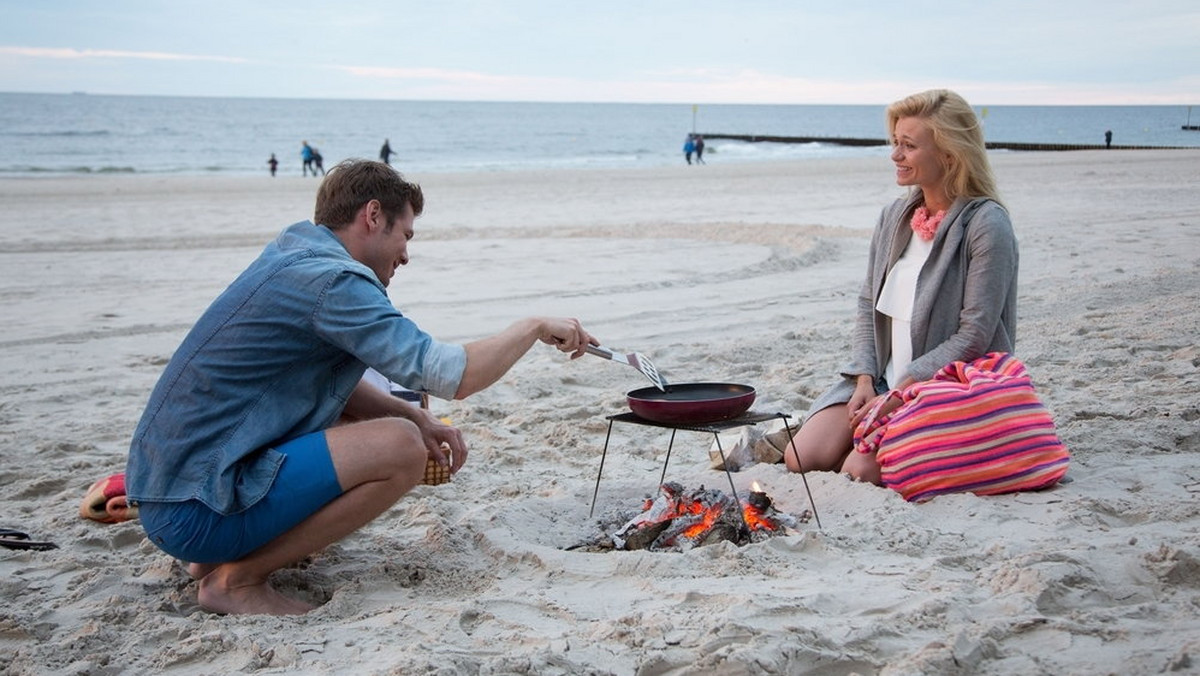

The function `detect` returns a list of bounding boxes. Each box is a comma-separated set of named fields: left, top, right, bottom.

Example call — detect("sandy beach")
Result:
left=2, top=150, right=1199, bottom=675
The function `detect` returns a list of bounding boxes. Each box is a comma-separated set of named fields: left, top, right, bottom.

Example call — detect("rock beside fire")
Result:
left=607, top=482, right=804, bottom=552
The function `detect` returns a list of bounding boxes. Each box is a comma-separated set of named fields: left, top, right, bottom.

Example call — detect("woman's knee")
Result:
left=841, top=451, right=882, bottom=485
left=786, top=407, right=852, bottom=472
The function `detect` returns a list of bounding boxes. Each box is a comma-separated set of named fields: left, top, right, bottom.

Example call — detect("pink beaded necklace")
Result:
left=911, top=206, right=946, bottom=241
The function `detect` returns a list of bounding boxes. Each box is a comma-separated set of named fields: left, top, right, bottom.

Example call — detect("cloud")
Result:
left=0, top=46, right=246, bottom=64
left=336, top=65, right=518, bottom=85
left=332, top=58, right=1200, bottom=105
left=333, top=62, right=885, bottom=103
left=332, top=62, right=955, bottom=104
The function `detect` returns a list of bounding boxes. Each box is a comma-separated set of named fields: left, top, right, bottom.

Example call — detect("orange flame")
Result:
left=623, top=483, right=787, bottom=547
left=742, top=482, right=777, bottom=532
left=680, top=502, right=725, bottom=539
left=741, top=503, right=778, bottom=532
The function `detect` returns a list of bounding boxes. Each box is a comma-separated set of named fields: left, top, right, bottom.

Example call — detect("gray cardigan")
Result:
left=807, top=191, right=1019, bottom=416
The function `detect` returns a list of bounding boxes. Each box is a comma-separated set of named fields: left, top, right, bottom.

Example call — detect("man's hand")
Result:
left=539, top=317, right=596, bottom=359
left=413, top=408, right=467, bottom=472
left=457, top=316, right=598, bottom=398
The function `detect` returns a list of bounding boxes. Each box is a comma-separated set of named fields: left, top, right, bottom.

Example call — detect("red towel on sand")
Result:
left=79, top=473, right=138, bottom=523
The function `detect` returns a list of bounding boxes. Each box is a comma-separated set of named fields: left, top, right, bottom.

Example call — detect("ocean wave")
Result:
left=0, top=165, right=136, bottom=175
left=707, top=140, right=888, bottom=161
left=0, top=130, right=112, bottom=138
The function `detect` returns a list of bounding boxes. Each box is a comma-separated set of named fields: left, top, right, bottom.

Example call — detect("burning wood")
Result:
left=610, top=481, right=801, bottom=552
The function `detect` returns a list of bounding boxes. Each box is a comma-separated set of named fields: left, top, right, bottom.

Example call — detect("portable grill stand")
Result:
left=590, top=410, right=822, bottom=530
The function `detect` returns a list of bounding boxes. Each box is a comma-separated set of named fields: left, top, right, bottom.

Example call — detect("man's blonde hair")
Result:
left=314, top=160, right=424, bottom=229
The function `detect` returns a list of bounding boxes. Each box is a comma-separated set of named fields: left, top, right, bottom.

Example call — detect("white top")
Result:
left=876, top=234, right=934, bottom=386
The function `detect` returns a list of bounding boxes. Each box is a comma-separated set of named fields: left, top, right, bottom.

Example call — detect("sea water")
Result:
left=1, top=92, right=1197, bottom=177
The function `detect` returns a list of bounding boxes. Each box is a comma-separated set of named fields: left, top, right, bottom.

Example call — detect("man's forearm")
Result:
left=453, top=316, right=594, bottom=399
left=455, top=318, right=542, bottom=399
left=343, top=379, right=420, bottom=422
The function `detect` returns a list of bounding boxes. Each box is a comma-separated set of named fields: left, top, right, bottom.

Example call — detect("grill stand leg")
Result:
left=780, top=416, right=822, bottom=531
left=589, top=419, right=616, bottom=518
left=711, top=433, right=741, bottom=505
left=657, top=429, right=678, bottom=486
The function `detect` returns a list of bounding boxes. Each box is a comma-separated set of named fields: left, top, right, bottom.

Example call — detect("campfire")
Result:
left=577, top=481, right=806, bottom=553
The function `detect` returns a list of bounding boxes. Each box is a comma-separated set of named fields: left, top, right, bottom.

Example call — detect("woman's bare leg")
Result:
left=196, top=417, right=427, bottom=615
left=784, top=404, right=853, bottom=473
left=840, top=448, right=882, bottom=485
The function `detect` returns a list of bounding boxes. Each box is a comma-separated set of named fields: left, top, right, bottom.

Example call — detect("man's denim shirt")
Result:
left=125, top=221, right=466, bottom=515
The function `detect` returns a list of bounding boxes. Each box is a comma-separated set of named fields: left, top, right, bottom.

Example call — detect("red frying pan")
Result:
left=626, top=383, right=756, bottom=425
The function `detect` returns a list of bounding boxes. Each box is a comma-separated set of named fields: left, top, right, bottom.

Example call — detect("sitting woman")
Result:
left=786, top=89, right=1018, bottom=484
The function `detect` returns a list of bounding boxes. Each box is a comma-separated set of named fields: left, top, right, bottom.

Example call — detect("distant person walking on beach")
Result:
left=683, top=134, right=695, bottom=165
left=379, top=139, right=395, bottom=165
left=1105, top=130, right=1113, bottom=149
left=694, top=135, right=706, bottom=164
left=267, top=154, right=278, bottom=177
left=312, top=148, right=326, bottom=176
left=301, top=142, right=315, bottom=177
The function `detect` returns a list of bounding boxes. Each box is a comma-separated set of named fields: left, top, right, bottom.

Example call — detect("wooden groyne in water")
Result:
left=698, top=133, right=1199, bottom=152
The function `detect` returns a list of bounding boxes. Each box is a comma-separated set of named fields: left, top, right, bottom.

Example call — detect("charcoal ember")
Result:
left=685, top=484, right=729, bottom=505
left=611, top=482, right=689, bottom=546
left=563, top=533, right=617, bottom=552
left=616, top=520, right=669, bottom=551
left=655, top=501, right=748, bottom=550
left=658, top=481, right=685, bottom=498
left=699, top=521, right=745, bottom=547
left=611, top=492, right=678, bottom=550
left=606, top=482, right=796, bottom=552
left=746, top=491, right=772, bottom=511
left=644, top=486, right=737, bottom=550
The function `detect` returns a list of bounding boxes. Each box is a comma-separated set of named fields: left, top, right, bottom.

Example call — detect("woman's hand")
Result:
left=856, top=391, right=905, bottom=429
left=849, top=373, right=916, bottom=429
left=846, top=376, right=878, bottom=428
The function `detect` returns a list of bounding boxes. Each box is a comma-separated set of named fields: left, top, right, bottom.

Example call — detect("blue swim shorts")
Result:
left=138, top=430, right=344, bottom=564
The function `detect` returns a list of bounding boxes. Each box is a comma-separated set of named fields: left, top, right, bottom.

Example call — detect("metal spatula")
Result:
left=586, top=345, right=667, bottom=391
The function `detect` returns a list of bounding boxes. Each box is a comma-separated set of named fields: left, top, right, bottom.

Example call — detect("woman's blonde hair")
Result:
left=886, top=89, right=1000, bottom=203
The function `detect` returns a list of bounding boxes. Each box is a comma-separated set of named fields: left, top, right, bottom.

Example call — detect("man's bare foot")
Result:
left=197, top=571, right=314, bottom=616
left=187, top=562, right=219, bottom=580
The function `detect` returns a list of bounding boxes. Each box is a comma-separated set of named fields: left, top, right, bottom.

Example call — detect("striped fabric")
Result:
left=854, top=352, right=1070, bottom=502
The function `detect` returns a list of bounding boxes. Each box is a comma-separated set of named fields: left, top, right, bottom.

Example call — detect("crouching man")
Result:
left=126, top=159, right=596, bottom=615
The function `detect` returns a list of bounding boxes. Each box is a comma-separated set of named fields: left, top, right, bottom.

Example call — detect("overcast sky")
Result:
left=2, top=0, right=1197, bottom=105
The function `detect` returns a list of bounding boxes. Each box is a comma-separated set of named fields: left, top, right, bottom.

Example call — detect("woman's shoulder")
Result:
left=970, top=197, right=1008, bottom=216
left=962, top=198, right=1017, bottom=248
left=965, top=198, right=1012, bottom=229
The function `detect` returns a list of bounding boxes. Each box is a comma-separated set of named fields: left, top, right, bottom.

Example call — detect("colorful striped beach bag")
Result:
left=853, top=352, right=1069, bottom=502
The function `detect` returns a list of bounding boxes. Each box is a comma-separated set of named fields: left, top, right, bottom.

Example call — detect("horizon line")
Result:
left=3, top=90, right=1198, bottom=109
